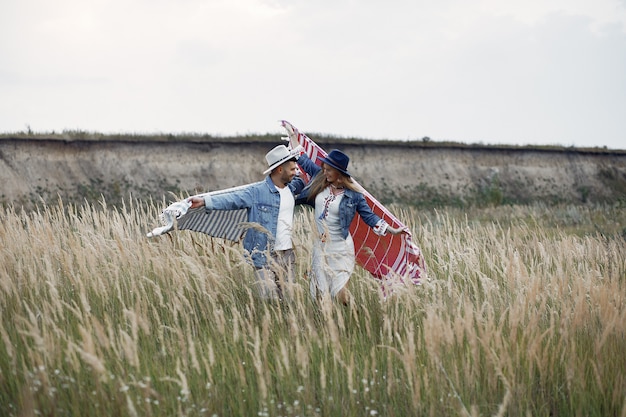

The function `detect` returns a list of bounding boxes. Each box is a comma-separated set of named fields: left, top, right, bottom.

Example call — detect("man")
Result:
left=188, top=144, right=304, bottom=300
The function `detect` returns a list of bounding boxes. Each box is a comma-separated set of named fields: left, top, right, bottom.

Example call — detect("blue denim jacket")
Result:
left=203, top=175, right=306, bottom=268
left=296, top=154, right=383, bottom=240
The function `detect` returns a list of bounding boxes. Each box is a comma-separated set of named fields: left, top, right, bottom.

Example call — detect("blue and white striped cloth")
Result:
left=147, top=184, right=251, bottom=241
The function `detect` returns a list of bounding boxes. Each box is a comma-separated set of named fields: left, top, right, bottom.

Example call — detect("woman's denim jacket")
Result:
left=202, top=176, right=305, bottom=268
left=296, top=154, right=384, bottom=240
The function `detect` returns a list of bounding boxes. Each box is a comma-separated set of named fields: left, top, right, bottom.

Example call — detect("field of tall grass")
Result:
left=1, top=199, right=624, bottom=416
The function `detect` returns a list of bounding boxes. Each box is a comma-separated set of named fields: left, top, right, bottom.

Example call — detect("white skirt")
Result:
left=309, top=234, right=355, bottom=299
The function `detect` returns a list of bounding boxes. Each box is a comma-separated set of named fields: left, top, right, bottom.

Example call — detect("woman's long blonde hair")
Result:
left=305, top=163, right=362, bottom=202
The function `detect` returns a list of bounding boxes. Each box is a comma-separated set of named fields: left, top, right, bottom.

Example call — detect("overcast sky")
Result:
left=1, top=0, right=625, bottom=149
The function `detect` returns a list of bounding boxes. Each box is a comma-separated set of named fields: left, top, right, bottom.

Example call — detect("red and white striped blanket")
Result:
left=280, top=120, right=426, bottom=285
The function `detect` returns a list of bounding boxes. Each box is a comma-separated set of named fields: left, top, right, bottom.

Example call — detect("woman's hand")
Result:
left=389, top=226, right=410, bottom=236
left=289, top=134, right=300, bottom=150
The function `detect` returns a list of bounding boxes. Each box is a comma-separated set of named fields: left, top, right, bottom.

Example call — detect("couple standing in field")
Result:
left=188, top=135, right=408, bottom=304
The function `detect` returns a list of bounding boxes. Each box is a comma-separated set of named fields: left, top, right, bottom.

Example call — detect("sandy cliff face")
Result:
left=348, top=145, right=626, bottom=205
left=1, top=138, right=624, bottom=208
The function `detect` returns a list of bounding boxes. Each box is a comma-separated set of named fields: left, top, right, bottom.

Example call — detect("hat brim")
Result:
left=263, top=148, right=301, bottom=175
left=320, top=157, right=351, bottom=177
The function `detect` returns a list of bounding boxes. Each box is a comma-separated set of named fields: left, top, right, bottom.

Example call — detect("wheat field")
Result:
left=0, top=199, right=624, bottom=416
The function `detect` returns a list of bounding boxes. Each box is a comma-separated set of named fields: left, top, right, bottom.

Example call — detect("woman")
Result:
left=294, top=147, right=408, bottom=304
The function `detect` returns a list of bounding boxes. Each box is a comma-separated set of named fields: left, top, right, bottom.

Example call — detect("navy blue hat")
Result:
left=320, top=149, right=351, bottom=177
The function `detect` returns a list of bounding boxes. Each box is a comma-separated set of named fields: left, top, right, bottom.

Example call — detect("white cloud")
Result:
left=479, top=0, right=626, bottom=33
left=1, top=0, right=624, bottom=147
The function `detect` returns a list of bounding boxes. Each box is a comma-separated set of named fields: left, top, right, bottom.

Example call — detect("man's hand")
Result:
left=188, top=196, right=205, bottom=209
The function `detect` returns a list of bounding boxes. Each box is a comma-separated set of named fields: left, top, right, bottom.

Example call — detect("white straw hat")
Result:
left=263, top=145, right=301, bottom=175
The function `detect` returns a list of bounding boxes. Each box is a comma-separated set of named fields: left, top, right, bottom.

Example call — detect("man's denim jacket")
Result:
left=296, top=154, right=386, bottom=239
left=202, top=175, right=306, bottom=268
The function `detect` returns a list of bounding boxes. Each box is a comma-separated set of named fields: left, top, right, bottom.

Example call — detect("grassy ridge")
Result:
left=2, top=130, right=625, bottom=153
left=0, top=200, right=625, bottom=416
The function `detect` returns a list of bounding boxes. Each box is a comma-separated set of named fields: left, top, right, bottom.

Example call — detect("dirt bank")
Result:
left=1, top=137, right=625, bottom=209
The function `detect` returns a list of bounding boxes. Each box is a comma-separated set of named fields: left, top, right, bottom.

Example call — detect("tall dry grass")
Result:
left=0, top=199, right=624, bottom=416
